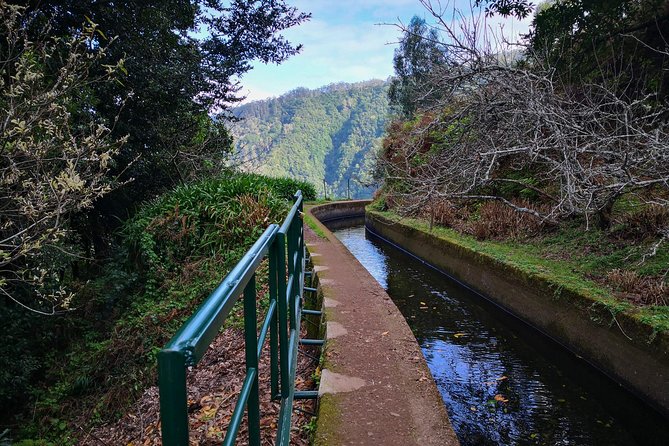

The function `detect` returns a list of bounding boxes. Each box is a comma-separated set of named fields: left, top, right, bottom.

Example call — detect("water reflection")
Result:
left=330, top=225, right=669, bottom=446
left=333, top=225, right=389, bottom=288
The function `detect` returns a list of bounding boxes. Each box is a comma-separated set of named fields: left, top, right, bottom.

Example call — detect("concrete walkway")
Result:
left=306, top=203, right=459, bottom=446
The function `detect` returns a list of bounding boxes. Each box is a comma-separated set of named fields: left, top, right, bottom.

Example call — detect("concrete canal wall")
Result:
left=366, top=210, right=669, bottom=418
left=308, top=200, right=369, bottom=222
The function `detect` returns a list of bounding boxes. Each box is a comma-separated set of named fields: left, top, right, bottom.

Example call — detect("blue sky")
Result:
left=237, top=0, right=533, bottom=102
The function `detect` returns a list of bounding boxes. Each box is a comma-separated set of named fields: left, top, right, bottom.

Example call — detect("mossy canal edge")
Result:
left=366, top=209, right=669, bottom=418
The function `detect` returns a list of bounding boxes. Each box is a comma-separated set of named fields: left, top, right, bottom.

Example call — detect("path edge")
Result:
left=305, top=201, right=460, bottom=446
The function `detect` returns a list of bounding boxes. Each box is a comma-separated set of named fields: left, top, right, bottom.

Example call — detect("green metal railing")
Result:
left=158, top=191, right=310, bottom=445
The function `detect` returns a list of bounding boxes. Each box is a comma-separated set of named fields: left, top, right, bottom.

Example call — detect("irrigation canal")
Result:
left=326, top=218, right=669, bottom=446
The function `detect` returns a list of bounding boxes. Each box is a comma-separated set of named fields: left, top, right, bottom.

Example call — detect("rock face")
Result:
left=231, top=81, right=390, bottom=199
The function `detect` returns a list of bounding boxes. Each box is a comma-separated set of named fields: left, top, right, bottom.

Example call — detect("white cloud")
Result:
left=237, top=1, right=536, bottom=102
left=239, top=17, right=403, bottom=100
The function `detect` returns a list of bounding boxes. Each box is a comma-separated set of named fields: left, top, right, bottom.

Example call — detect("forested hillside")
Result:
left=231, top=81, right=389, bottom=198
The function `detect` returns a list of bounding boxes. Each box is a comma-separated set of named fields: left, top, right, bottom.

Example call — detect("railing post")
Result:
left=276, top=231, right=290, bottom=398
left=244, top=275, right=261, bottom=446
left=275, top=191, right=302, bottom=446
left=287, top=219, right=297, bottom=331
left=158, top=350, right=189, bottom=446
left=269, top=241, right=279, bottom=399
left=297, top=193, right=304, bottom=291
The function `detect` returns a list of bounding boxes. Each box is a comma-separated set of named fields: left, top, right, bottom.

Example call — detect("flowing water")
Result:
left=327, top=220, right=669, bottom=446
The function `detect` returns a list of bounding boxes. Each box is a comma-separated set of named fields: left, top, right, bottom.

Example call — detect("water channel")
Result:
left=326, top=219, right=669, bottom=446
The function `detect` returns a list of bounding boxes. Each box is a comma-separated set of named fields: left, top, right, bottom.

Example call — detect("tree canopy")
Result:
left=529, top=0, right=669, bottom=101
left=475, top=0, right=535, bottom=19
left=1, top=0, right=309, bottom=309
left=16, top=0, right=309, bottom=202
left=388, top=15, right=446, bottom=118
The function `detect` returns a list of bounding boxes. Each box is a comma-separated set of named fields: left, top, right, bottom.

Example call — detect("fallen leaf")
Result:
left=200, top=407, right=217, bottom=420
left=381, top=331, right=389, bottom=336
left=207, top=426, right=224, bottom=438
left=494, top=394, right=509, bottom=403
left=453, top=333, right=466, bottom=338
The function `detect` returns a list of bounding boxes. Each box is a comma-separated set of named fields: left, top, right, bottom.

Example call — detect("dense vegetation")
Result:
left=376, top=1, right=669, bottom=313
left=0, top=0, right=314, bottom=442
left=1, top=173, right=315, bottom=443
left=1, top=0, right=308, bottom=315
left=232, top=80, right=390, bottom=199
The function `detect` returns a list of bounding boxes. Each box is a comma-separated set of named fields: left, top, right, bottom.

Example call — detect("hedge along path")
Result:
left=306, top=203, right=459, bottom=446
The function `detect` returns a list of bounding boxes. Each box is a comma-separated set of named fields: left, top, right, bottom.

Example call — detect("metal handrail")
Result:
left=158, top=191, right=305, bottom=446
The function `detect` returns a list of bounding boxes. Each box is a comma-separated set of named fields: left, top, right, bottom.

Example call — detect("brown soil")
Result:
left=306, top=204, right=459, bottom=446
left=80, top=327, right=317, bottom=445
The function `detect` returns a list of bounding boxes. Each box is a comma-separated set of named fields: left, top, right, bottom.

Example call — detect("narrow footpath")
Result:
left=306, top=203, right=459, bottom=446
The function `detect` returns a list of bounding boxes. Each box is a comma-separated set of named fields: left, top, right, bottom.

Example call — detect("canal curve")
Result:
left=326, top=220, right=669, bottom=446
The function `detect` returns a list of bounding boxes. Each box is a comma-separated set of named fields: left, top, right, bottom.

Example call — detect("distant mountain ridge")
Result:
left=231, top=80, right=390, bottom=198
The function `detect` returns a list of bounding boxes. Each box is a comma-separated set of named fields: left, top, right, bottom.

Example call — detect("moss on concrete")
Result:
left=313, top=393, right=343, bottom=446
left=367, top=209, right=669, bottom=416
left=304, top=212, right=327, bottom=239
left=304, top=243, right=342, bottom=444
left=368, top=209, right=668, bottom=334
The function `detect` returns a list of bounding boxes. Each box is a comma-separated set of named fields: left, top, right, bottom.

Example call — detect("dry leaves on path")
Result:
left=81, top=327, right=318, bottom=446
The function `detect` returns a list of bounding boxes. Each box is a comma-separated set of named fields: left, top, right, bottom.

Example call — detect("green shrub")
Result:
left=123, top=172, right=313, bottom=273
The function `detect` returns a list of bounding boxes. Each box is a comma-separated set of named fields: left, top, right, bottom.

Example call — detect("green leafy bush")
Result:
left=123, top=172, right=314, bottom=272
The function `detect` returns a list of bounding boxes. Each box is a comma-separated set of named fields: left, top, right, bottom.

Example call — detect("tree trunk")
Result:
left=597, top=200, right=615, bottom=230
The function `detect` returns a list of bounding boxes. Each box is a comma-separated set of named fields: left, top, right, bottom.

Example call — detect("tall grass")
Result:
left=123, top=172, right=315, bottom=272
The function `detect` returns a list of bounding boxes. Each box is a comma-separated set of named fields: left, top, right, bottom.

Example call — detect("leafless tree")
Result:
left=379, top=0, right=669, bottom=234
